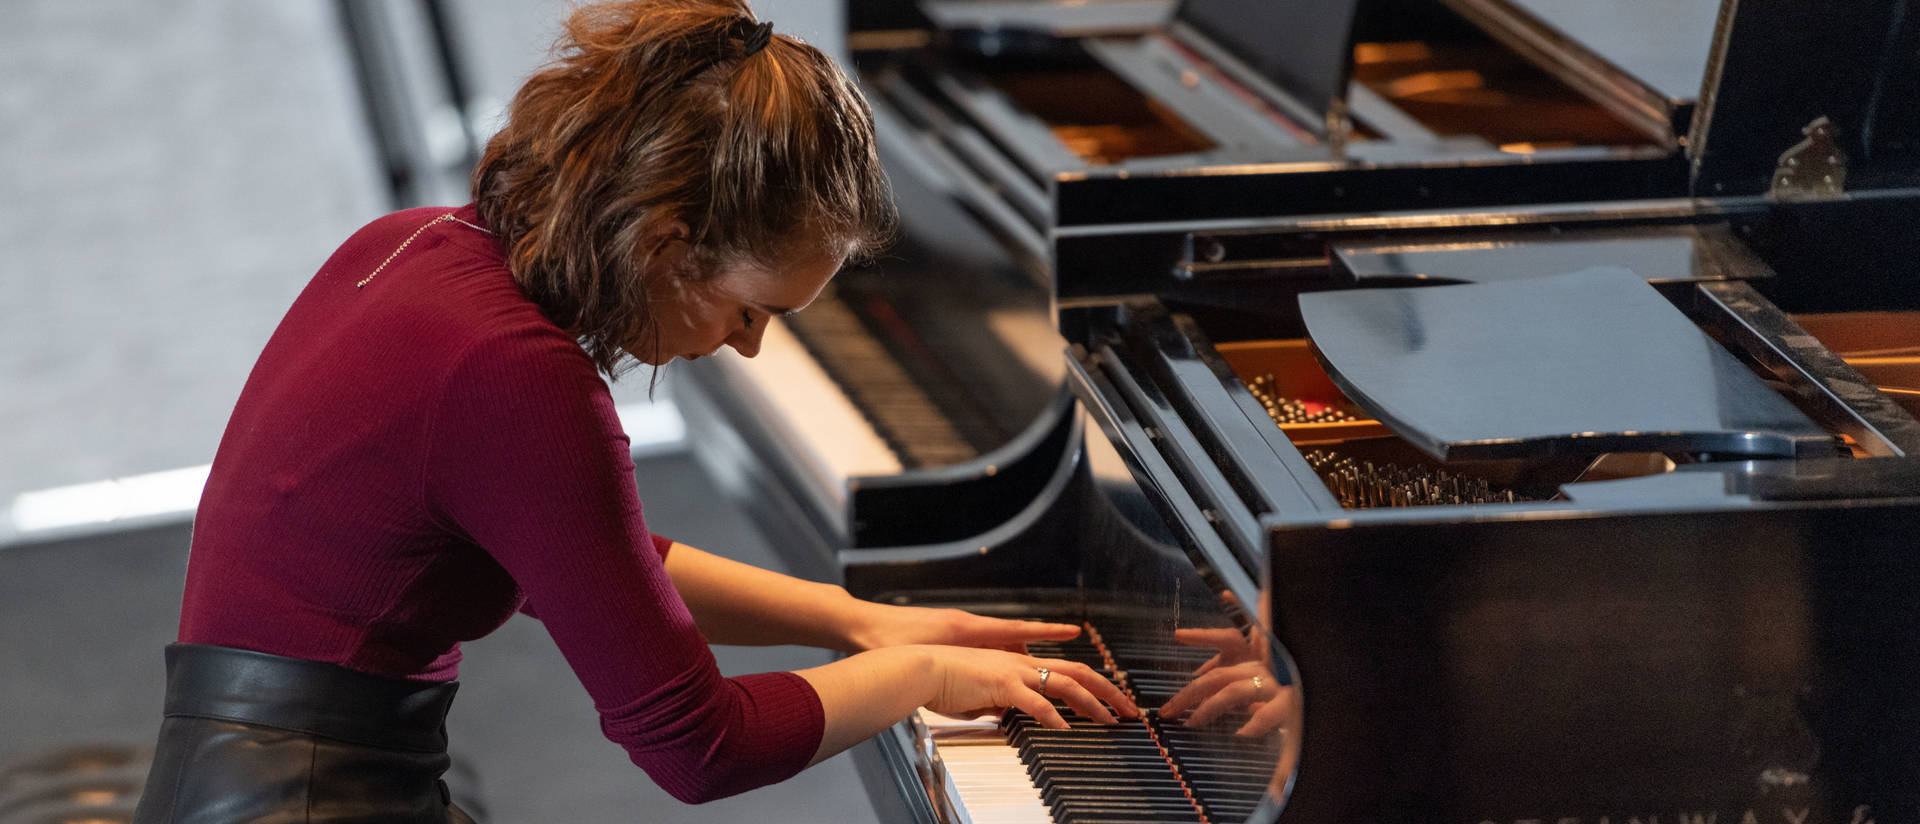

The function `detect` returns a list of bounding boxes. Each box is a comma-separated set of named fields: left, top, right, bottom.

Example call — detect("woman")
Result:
left=132, top=2, right=1136, bottom=821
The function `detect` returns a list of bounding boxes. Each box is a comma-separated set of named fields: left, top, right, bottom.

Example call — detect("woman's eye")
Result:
left=740, top=308, right=755, bottom=330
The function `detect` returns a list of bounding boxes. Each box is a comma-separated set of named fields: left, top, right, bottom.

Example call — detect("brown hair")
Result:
left=474, top=0, right=893, bottom=375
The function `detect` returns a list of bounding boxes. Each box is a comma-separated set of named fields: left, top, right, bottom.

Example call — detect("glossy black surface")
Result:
left=1560, top=455, right=1920, bottom=505
left=1177, top=0, right=1358, bottom=119
left=1692, top=0, right=1920, bottom=196
left=1053, top=154, right=1689, bottom=227
left=1499, top=0, right=1719, bottom=103
left=844, top=408, right=1298, bottom=823
left=1300, top=266, right=1837, bottom=460
left=1267, top=505, right=1920, bottom=824
left=1330, top=225, right=1764, bottom=285
left=1689, top=280, right=1920, bottom=457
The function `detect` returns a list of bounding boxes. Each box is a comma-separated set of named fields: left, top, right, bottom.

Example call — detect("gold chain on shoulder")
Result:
left=356, top=213, right=457, bottom=289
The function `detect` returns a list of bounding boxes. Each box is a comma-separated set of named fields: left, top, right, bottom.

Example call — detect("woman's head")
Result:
left=474, top=0, right=893, bottom=373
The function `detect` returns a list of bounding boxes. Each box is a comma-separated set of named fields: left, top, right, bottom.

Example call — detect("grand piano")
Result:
left=679, top=0, right=1920, bottom=821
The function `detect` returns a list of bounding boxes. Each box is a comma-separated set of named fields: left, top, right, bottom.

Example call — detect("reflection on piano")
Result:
left=916, top=616, right=1279, bottom=824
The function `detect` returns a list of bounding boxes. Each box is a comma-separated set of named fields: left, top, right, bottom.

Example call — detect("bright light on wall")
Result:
left=616, top=401, right=687, bottom=456
left=10, top=464, right=212, bottom=533
left=8, top=402, right=683, bottom=537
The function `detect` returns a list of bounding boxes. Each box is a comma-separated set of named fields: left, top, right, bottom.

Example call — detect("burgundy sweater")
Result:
left=179, top=205, right=824, bottom=803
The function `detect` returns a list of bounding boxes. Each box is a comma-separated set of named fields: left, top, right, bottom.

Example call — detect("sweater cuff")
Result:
left=649, top=533, right=674, bottom=558
left=733, top=670, right=826, bottom=785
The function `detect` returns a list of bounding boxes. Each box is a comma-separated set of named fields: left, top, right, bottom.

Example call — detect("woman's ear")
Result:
left=642, top=220, right=694, bottom=273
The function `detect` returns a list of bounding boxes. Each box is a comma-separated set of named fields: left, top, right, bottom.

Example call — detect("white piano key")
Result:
left=917, top=710, right=1054, bottom=824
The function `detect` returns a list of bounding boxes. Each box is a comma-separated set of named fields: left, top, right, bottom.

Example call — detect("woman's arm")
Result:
left=663, top=542, right=1082, bottom=651
left=660, top=542, right=861, bottom=648
left=795, top=645, right=1141, bottom=766
left=667, top=544, right=1142, bottom=766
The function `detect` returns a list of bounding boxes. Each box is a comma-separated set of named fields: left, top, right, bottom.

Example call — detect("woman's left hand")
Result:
left=845, top=602, right=1082, bottom=653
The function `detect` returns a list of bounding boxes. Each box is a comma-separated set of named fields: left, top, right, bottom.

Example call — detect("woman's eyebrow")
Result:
left=750, top=300, right=802, bottom=316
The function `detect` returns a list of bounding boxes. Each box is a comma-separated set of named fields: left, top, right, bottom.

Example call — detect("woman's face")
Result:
left=642, top=242, right=844, bottom=365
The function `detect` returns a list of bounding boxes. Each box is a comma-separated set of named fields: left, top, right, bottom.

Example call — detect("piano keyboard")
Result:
left=784, top=291, right=981, bottom=469
left=710, top=313, right=904, bottom=511
left=914, top=619, right=1278, bottom=824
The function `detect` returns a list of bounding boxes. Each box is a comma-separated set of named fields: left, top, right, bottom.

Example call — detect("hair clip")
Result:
left=742, top=20, right=774, bottom=58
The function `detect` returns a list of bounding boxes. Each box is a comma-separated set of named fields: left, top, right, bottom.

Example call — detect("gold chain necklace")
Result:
left=356, top=212, right=457, bottom=289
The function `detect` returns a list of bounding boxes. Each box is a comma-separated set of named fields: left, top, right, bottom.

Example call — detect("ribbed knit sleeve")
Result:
left=421, top=329, right=824, bottom=802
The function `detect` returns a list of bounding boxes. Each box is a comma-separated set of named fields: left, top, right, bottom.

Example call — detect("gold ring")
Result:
left=1251, top=675, right=1263, bottom=696
left=1036, top=667, right=1052, bottom=697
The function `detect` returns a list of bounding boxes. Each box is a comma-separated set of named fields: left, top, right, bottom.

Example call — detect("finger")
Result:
left=1043, top=671, right=1117, bottom=724
left=1007, top=684, right=1068, bottom=729
left=1184, top=683, right=1251, bottom=728
left=1159, top=665, right=1244, bottom=718
left=1191, top=651, right=1225, bottom=678
left=978, top=617, right=1081, bottom=643
left=1041, top=659, right=1139, bottom=719
left=1039, top=660, right=1129, bottom=724
left=1183, top=669, right=1272, bottom=727
left=1158, top=679, right=1217, bottom=719
left=1172, top=627, right=1245, bottom=649
left=1235, top=687, right=1297, bottom=737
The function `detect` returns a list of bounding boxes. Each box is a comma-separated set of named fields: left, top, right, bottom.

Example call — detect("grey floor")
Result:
left=3, top=1, right=880, bottom=821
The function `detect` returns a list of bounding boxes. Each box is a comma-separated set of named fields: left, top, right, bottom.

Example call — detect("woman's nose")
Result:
left=726, top=320, right=767, bottom=358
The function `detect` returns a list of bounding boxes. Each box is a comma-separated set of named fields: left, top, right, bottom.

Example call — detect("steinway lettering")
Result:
left=1477, top=806, right=1883, bottom=824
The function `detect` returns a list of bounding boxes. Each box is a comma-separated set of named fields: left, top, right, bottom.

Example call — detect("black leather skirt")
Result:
left=133, top=644, right=477, bottom=823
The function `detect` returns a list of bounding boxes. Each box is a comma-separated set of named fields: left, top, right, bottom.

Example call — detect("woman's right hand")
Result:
left=919, top=645, right=1140, bottom=728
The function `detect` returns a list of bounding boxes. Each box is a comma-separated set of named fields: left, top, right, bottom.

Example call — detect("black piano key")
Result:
left=1029, top=756, right=1175, bottom=775
left=1059, top=810, right=1205, bottom=824
left=1049, top=795, right=1205, bottom=812
left=1173, top=765, right=1277, bottom=782
left=1155, top=729, right=1273, bottom=752
left=1008, top=724, right=1155, bottom=742
left=1021, top=733, right=1152, bottom=752
left=1056, top=804, right=1206, bottom=823
left=1025, top=758, right=1178, bottom=779
left=1011, top=728, right=1158, bottom=745
left=1017, top=741, right=1165, bottom=759
left=1048, top=794, right=1202, bottom=814
left=1186, top=782, right=1271, bottom=802
left=1061, top=815, right=1203, bottom=823
left=1040, top=779, right=1189, bottom=807
left=1006, top=718, right=1155, bottom=738
left=1019, top=745, right=1167, bottom=767
left=1164, top=750, right=1276, bottom=773
left=1166, top=747, right=1273, bottom=765
left=1067, top=814, right=1198, bottom=822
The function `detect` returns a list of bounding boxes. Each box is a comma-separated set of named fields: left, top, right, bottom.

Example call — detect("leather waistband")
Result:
left=162, top=643, right=458, bottom=753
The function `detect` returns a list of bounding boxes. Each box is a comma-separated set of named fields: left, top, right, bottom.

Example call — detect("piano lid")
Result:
left=1297, top=266, right=1840, bottom=461
left=1489, top=0, right=1719, bottom=104
left=1174, top=0, right=1363, bottom=125
left=1330, top=224, right=1769, bottom=286
left=916, top=0, right=1175, bottom=36
left=1559, top=456, right=1920, bottom=506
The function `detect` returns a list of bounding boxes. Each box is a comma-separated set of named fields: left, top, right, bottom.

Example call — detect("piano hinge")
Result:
left=1770, top=116, right=1847, bottom=202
